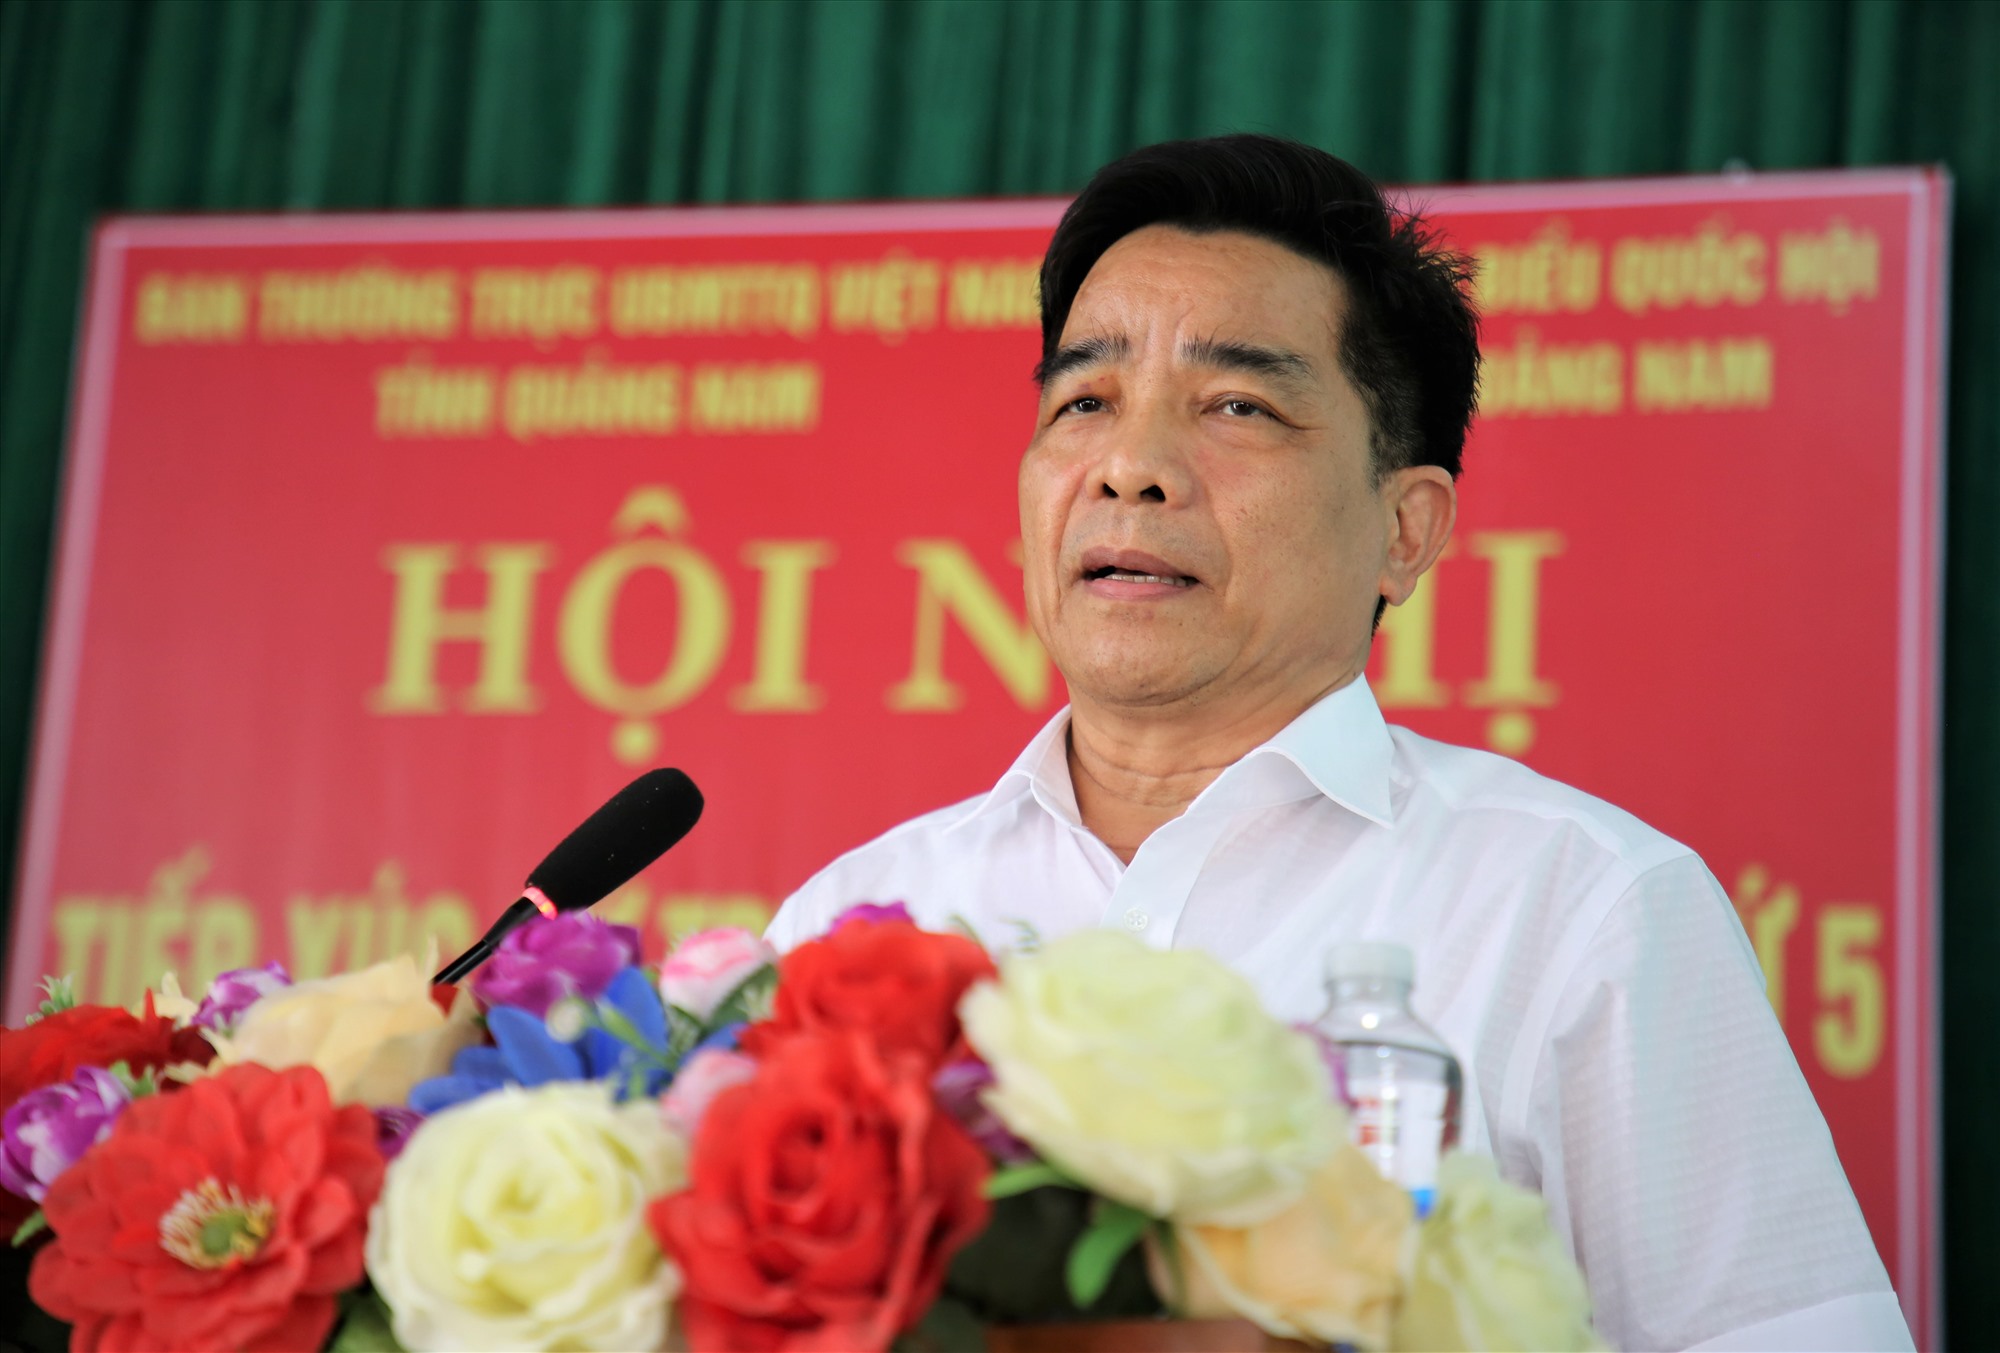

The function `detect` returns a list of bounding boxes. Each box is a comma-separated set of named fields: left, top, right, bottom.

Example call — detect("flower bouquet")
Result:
left=2, top=904, right=1604, bottom=1351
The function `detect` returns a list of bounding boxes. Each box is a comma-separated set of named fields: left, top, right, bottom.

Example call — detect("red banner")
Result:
left=6, top=173, right=1945, bottom=1340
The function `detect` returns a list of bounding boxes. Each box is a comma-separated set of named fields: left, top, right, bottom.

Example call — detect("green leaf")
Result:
left=27, top=975, right=77, bottom=1024
left=664, top=1008, right=706, bottom=1066
left=1151, top=1220, right=1188, bottom=1314
left=983, top=1161, right=1076, bottom=1200
left=945, top=1185, right=1164, bottom=1323
left=327, top=1288, right=407, bottom=1352
left=1065, top=1200, right=1154, bottom=1309
left=1004, top=917, right=1043, bottom=954
left=11, top=1209, right=49, bottom=1247
left=892, top=1295, right=987, bottom=1353
left=706, top=963, right=778, bottom=1028
left=595, top=1001, right=646, bottom=1048
left=104, top=1060, right=161, bottom=1099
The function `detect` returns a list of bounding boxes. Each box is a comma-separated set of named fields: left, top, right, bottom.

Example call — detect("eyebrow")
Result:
left=1032, top=332, right=1317, bottom=388
left=1033, top=333, right=1129, bottom=385
left=1180, top=336, right=1317, bottom=387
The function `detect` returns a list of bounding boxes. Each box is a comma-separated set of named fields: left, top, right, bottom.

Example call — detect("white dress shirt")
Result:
left=767, top=677, right=1911, bottom=1352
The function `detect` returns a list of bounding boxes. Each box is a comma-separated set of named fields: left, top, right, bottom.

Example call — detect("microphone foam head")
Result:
left=526, top=769, right=704, bottom=911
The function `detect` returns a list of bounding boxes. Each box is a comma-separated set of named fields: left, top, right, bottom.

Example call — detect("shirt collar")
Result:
left=945, top=676, right=1396, bottom=835
left=1224, top=675, right=1397, bottom=827
left=940, top=704, right=1080, bottom=834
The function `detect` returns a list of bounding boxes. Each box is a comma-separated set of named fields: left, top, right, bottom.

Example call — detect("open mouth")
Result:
left=1079, top=548, right=1199, bottom=590
left=1083, top=565, right=1195, bottom=588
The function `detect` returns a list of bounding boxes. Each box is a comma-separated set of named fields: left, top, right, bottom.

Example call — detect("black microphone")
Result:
left=434, top=768, right=705, bottom=985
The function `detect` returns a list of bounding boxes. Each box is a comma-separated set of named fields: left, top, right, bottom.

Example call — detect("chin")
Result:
left=1060, top=647, right=1214, bottom=709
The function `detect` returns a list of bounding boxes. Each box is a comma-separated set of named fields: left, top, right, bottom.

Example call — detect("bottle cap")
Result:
left=1326, top=941, right=1415, bottom=986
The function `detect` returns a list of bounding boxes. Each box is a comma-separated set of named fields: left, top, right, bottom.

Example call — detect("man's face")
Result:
left=1019, top=225, right=1400, bottom=715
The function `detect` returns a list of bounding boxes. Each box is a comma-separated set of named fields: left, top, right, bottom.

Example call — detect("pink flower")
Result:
left=659, top=929, right=776, bottom=1020
left=659, top=1048, right=758, bottom=1138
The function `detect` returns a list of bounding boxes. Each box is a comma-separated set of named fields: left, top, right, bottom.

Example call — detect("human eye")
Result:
left=1057, top=394, right=1107, bottom=416
left=1217, top=397, right=1271, bottom=419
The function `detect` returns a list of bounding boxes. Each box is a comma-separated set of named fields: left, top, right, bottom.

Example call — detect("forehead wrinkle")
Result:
left=1034, top=332, right=1131, bottom=385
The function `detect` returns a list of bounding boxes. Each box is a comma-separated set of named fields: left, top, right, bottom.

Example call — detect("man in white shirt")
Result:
left=766, top=135, right=1910, bottom=1352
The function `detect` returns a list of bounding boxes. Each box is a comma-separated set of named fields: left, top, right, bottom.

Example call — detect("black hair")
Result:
left=1036, top=134, right=1480, bottom=482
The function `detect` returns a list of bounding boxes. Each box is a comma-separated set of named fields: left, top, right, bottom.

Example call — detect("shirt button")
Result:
left=1122, top=908, right=1149, bottom=932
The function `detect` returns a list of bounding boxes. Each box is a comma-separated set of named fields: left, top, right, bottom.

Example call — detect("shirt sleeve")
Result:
left=762, top=883, right=818, bottom=952
left=1520, top=855, right=1910, bottom=1352
left=762, top=857, right=850, bottom=951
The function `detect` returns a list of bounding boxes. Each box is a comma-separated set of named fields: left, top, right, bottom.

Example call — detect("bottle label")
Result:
left=1344, top=1075, right=1450, bottom=1195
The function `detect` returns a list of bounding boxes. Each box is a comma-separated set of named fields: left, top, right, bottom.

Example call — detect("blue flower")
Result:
left=409, top=966, right=672, bottom=1114
left=694, top=1022, right=743, bottom=1055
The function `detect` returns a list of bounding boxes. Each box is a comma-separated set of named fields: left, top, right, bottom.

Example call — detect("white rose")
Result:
left=366, top=1081, right=686, bottom=1351
left=208, top=951, right=479, bottom=1107
left=1149, top=1144, right=1413, bottom=1350
left=1392, top=1153, right=1606, bottom=1351
left=960, top=928, right=1342, bottom=1225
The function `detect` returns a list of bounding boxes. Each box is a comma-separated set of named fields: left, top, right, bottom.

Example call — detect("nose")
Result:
left=1094, top=403, right=1194, bottom=506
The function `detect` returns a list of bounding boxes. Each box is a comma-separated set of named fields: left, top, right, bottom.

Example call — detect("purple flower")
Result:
left=932, top=1057, right=1034, bottom=1163
left=471, top=913, right=643, bottom=1018
left=373, top=1105, right=425, bottom=1162
left=191, top=961, right=291, bottom=1034
left=830, top=900, right=914, bottom=931
left=0, top=1066, right=131, bottom=1202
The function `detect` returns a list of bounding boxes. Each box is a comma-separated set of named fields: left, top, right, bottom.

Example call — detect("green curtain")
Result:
left=1, top=0, right=1995, bottom=1341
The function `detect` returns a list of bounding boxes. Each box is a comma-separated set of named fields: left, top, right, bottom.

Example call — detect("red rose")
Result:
left=650, top=1030, right=992, bottom=1352
left=744, top=918, right=997, bottom=1071
left=0, top=1003, right=214, bottom=1235
left=0, top=1003, right=216, bottom=1103
left=28, top=1063, right=383, bottom=1352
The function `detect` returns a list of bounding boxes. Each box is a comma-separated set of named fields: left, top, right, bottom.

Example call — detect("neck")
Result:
left=1066, top=669, right=1361, bottom=863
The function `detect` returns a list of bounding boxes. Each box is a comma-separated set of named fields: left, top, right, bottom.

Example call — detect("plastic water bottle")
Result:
left=1313, top=941, right=1463, bottom=1216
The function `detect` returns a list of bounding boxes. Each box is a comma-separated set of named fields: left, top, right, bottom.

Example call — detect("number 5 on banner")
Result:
left=1816, top=905, right=1885, bottom=1079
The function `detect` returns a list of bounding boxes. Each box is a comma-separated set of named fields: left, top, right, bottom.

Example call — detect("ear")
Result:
left=1377, top=465, right=1456, bottom=607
